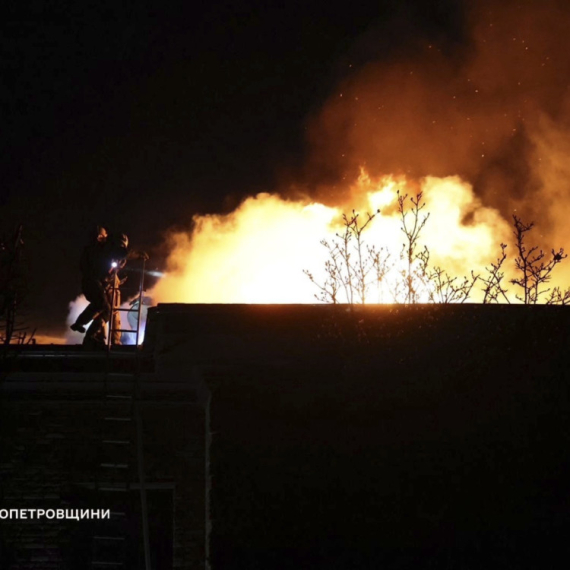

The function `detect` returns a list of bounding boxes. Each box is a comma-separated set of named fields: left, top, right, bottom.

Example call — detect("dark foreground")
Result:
left=2, top=304, right=570, bottom=569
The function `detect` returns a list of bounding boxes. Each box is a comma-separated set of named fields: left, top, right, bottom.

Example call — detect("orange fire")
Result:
left=151, top=172, right=522, bottom=305
left=151, top=1, right=570, bottom=306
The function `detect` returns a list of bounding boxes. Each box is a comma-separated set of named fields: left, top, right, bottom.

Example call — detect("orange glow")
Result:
left=152, top=193, right=339, bottom=304
left=151, top=172, right=518, bottom=305
left=149, top=0, right=570, bottom=306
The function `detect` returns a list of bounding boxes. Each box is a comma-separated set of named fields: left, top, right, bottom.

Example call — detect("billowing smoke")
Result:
left=305, top=0, right=570, bottom=244
left=151, top=1, right=570, bottom=305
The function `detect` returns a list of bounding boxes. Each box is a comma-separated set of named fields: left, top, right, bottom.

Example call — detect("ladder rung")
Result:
left=111, top=329, right=137, bottom=333
left=115, top=307, right=139, bottom=312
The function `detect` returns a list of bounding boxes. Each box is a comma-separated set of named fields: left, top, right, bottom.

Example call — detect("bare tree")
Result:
left=303, top=242, right=343, bottom=304
left=304, top=210, right=388, bottom=305
left=427, top=267, right=479, bottom=304
left=307, top=191, right=478, bottom=305
left=0, top=225, right=35, bottom=346
left=480, top=243, right=510, bottom=304
left=368, top=243, right=392, bottom=303
left=306, top=196, right=568, bottom=307
left=545, top=286, right=570, bottom=305
left=413, top=245, right=478, bottom=304
left=510, top=216, right=567, bottom=304
left=397, top=191, right=430, bottom=304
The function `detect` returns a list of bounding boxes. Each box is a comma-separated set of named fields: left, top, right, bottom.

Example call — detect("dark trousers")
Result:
left=76, top=278, right=111, bottom=343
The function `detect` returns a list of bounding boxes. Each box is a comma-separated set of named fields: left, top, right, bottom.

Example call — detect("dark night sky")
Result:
left=1, top=0, right=466, bottom=336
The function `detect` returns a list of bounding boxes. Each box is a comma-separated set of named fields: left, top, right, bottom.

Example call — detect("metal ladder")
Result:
left=91, top=258, right=152, bottom=570
left=107, top=256, right=147, bottom=349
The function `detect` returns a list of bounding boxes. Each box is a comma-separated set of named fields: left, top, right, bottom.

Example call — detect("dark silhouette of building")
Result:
left=2, top=303, right=570, bottom=569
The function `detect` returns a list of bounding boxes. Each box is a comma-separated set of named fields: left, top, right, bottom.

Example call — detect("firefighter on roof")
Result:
left=71, top=228, right=147, bottom=348
left=70, top=226, right=111, bottom=347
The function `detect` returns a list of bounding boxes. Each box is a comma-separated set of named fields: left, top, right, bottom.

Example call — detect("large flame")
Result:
left=151, top=173, right=515, bottom=305
left=151, top=0, right=570, bottom=306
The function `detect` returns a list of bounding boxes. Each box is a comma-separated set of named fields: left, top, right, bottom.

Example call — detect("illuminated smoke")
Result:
left=66, top=295, right=89, bottom=344
left=65, top=294, right=148, bottom=345
left=305, top=0, right=570, bottom=249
